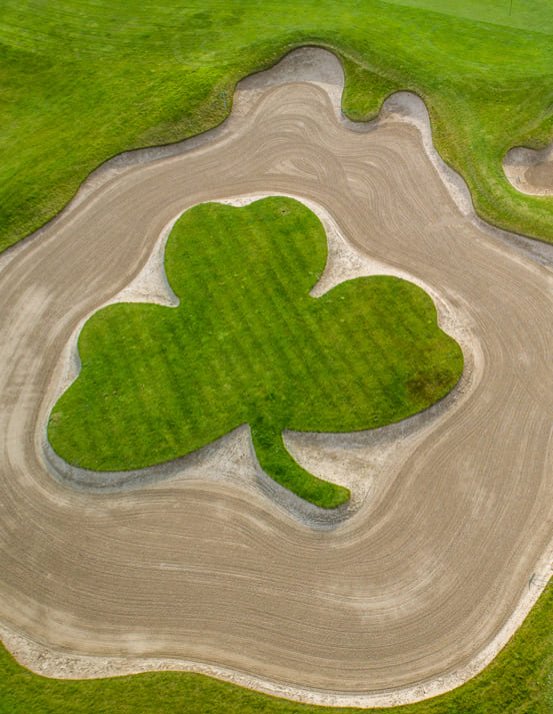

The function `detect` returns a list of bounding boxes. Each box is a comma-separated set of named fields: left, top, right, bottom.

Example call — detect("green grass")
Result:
left=382, top=0, right=553, bottom=33
left=1, top=1, right=553, bottom=253
left=48, top=197, right=462, bottom=508
left=1, top=584, right=551, bottom=713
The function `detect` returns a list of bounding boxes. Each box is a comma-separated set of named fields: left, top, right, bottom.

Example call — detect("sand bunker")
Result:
left=504, top=143, right=553, bottom=195
left=0, top=48, right=552, bottom=708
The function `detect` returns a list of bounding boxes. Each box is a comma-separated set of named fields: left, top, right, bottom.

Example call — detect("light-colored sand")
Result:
left=504, top=144, right=553, bottom=196
left=0, top=48, right=552, bottom=707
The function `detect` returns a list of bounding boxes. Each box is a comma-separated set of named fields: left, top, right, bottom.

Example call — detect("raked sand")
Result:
left=0, top=49, right=552, bottom=708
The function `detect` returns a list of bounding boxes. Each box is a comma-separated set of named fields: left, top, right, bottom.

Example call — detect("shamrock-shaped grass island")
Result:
left=48, top=197, right=463, bottom=508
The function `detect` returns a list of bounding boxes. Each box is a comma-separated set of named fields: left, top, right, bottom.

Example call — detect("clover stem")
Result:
left=249, top=422, right=350, bottom=509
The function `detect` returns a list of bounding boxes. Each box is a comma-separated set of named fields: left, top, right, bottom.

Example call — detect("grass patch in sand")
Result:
left=48, top=197, right=462, bottom=508
left=1, top=1, right=553, bottom=251
left=1, top=584, right=551, bottom=713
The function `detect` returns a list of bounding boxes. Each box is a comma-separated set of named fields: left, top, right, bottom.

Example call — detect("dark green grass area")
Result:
left=1, top=585, right=551, bottom=714
left=1, top=1, right=553, bottom=252
left=48, top=197, right=462, bottom=508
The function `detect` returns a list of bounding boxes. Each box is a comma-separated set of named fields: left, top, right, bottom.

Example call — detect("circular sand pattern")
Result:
left=0, top=49, right=552, bottom=707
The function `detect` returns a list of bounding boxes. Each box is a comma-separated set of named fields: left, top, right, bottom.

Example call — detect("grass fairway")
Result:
left=1, top=1, right=553, bottom=252
left=383, top=0, right=553, bottom=33
left=48, top=197, right=462, bottom=508
left=1, top=586, right=551, bottom=713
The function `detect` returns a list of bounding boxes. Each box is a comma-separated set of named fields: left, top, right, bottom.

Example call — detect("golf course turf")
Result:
left=48, top=197, right=462, bottom=508
left=1, top=1, right=553, bottom=712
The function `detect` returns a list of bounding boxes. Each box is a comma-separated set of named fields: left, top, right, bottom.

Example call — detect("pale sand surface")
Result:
left=0, top=48, right=552, bottom=707
left=504, top=144, right=553, bottom=196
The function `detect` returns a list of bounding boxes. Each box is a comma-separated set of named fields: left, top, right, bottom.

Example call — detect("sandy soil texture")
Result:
left=504, top=143, right=553, bottom=195
left=1, top=49, right=552, bottom=707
